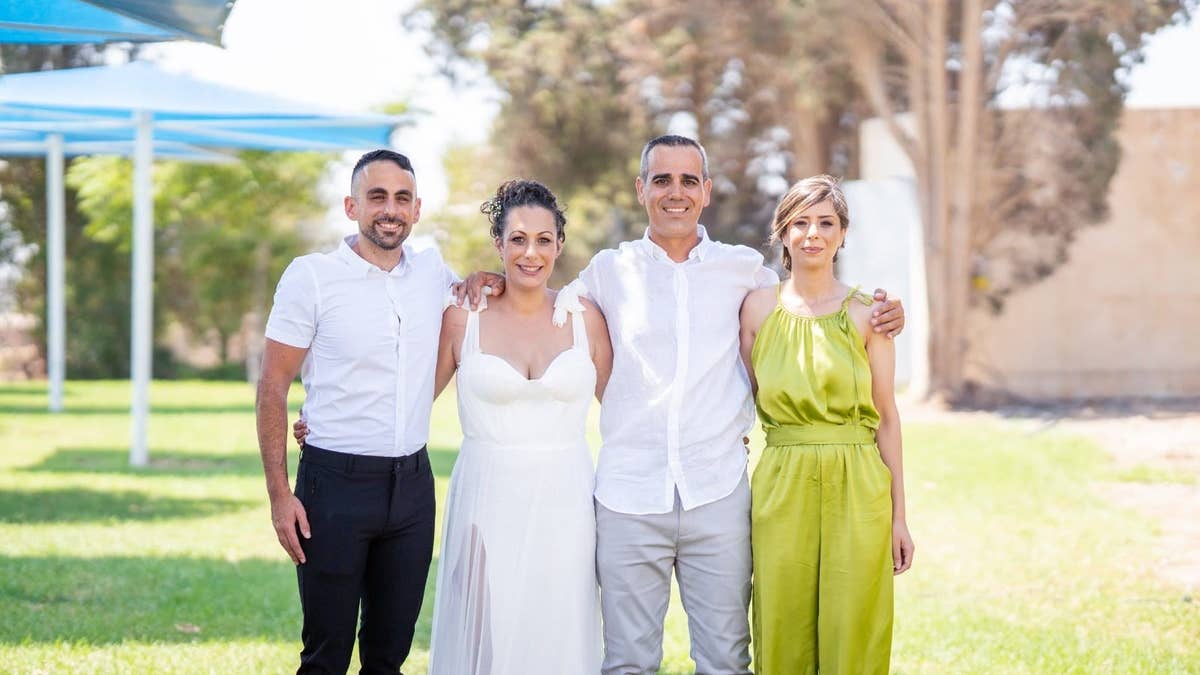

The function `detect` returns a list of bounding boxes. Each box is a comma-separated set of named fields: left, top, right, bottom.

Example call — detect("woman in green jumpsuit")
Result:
left=739, top=175, right=914, bottom=674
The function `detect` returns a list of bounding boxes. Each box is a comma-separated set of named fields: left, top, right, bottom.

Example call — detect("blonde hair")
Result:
left=769, top=174, right=849, bottom=272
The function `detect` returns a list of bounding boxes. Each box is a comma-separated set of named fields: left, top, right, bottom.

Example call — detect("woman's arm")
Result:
left=435, top=306, right=468, bottom=398
left=738, top=285, right=777, bottom=396
left=581, top=298, right=613, bottom=402
left=864, top=313, right=914, bottom=575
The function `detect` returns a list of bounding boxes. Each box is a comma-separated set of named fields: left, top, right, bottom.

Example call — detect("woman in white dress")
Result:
left=427, top=179, right=612, bottom=674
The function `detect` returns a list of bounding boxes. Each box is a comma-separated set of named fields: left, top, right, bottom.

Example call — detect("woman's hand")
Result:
left=292, top=417, right=309, bottom=447
left=893, top=519, right=914, bottom=575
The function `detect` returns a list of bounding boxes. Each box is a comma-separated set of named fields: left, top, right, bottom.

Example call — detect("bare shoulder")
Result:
left=579, top=296, right=605, bottom=320
left=844, top=289, right=880, bottom=342
left=743, top=284, right=777, bottom=314
left=740, top=284, right=777, bottom=331
left=441, top=305, right=469, bottom=332
left=579, top=297, right=609, bottom=332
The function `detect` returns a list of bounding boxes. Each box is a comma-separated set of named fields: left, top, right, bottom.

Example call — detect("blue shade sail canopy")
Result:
left=0, top=61, right=399, bottom=150
left=0, top=0, right=234, bottom=45
left=0, top=60, right=402, bottom=465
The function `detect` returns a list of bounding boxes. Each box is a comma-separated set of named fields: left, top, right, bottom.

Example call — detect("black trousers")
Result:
left=294, top=444, right=435, bottom=675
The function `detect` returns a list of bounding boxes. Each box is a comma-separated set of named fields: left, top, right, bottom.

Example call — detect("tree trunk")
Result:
left=919, top=0, right=963, bottom=400
left=944, top=0, right=985, bottom=400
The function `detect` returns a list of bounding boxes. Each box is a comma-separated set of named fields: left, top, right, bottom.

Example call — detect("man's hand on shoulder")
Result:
left=870, top=288, right=905, bottom=339
left=451, top=271, right=506, bottom=310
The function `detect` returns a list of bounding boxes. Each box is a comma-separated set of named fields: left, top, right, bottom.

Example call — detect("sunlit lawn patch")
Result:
left=0, top=381, right=1195, bottom=673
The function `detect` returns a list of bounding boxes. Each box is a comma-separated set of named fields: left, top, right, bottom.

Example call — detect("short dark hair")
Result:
left=639, top=134, right=709, bottom=180
left=351, top=149, right=415, bottom=192
left=480, top=179, right=567, bottom=243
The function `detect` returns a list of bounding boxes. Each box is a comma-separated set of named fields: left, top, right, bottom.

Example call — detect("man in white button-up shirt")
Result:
left=589, top=136, right=903, bottom=674
left=467, top=135, right=903, bottom=674
left=256, top=150, right=455, bottom=674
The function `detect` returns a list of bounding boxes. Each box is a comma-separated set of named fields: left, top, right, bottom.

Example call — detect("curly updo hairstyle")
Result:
left=480, top=179, right=567, bottom=243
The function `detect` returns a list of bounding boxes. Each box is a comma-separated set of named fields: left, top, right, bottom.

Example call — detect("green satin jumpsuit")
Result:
left=750, top=287, right=894, bottom=675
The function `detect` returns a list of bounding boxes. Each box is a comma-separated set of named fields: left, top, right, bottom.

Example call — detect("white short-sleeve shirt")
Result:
left=575, top=225, right=779, bottom=514
left=265, top=235, right=457, bottom=457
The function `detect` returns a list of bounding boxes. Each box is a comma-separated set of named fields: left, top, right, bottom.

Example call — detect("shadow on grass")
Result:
left=25, top=446, right=460, bottom=480
left=0, top=554, right=438, bottom=649
left=0, top=487, right=254, bottom=524
left=0, top=403, right=260, bottom=416
left=23, top=447, right=265, bottom=477
left=0, top=383, right=48, bottom=397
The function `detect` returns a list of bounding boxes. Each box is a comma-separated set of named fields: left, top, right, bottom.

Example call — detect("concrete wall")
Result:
left=965, top=108, right=1200, bottom=398
left=841, top=177, right=925, bottom=389
left=854, top=108, right=1200, bottom=398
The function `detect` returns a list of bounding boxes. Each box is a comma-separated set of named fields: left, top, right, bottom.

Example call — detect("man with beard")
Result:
left=256, top=149, right=455, bottom=673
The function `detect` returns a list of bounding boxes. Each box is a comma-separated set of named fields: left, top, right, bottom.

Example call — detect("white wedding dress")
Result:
left=427, top=295, right=602, bottom=675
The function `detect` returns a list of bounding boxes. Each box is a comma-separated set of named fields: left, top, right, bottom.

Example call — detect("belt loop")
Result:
left=346, top=454, right=355, bottom=472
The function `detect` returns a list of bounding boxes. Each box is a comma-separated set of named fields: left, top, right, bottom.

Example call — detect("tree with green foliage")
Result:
left=832, top=0, right=1192, bottom=398
left=411, top=0, right=1192, bottom=401
left=0, top=43, right=333, bottom=378
left=1, top=44, right=125, bottom=377
left=409, top=0, right=870, bottom=260
left=62, top=151, right=330, bottom=377
left=409, top=0, right=649, bottom=279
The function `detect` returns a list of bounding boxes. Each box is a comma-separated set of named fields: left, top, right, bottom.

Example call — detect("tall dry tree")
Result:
left=832, top=0, right=1189, bottom=400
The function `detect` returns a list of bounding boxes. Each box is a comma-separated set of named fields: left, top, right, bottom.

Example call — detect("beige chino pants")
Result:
left=596, top=471, right=753, bottom=675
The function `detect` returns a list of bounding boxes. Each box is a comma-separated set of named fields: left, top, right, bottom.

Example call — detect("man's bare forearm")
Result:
left=256, top=382, right=293, bottom=501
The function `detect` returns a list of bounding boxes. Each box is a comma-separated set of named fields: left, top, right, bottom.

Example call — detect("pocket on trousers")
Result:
left=872, top=454, right=894, bottom=516
left=298, top=466, right=360, bottom=577
left=294, top=462, right=320, bottom=509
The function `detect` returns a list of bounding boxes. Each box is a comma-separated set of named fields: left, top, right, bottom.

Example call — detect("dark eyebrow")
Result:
left=649, top=172, right=702, bottom=182
left=364, top=187, right=413, bottom=198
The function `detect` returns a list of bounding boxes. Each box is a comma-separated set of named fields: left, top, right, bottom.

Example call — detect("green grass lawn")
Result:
left=0, top=381, right=1196, bottom=673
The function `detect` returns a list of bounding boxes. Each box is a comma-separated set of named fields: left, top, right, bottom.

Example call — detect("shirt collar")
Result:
left=639, top=224, right=713, bottom=263
left=335, top=234, right=411, bottom=276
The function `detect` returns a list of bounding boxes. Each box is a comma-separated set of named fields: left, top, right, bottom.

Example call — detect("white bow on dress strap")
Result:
left=552, top=280, right=588, bottom=327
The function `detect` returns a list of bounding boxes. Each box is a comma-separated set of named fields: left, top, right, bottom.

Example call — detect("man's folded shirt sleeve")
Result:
left=264, top=258, right=317, bottom=349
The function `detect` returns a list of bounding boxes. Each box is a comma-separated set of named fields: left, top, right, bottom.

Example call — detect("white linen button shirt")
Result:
left=575, top=226, right=779, bottom=514
left=265, top=235, right=457, bottom=457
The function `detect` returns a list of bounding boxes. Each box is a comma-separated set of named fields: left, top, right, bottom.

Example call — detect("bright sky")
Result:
left=1123, top=13, right=1200, bottom=109
left=144, top=0, right=499, bottom=224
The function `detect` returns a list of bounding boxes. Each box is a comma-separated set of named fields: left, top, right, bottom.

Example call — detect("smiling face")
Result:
left=344, top=160, right=421, bottom=253
left=783, top=198, right=846, bottom=271
left=495, top=205, right=562, bottom=290
left=636, top=144, right=711, bottom=243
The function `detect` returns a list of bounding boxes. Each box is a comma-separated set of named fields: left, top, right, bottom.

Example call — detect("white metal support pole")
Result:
left=45, top=133, right=65, bottom=412
left=129, top=111, right=154, bottom=467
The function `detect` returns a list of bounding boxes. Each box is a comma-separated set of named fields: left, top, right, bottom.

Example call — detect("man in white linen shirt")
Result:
left=463, top=135, right=905, bottom=674
left=256, top=150, right=456, bottom=674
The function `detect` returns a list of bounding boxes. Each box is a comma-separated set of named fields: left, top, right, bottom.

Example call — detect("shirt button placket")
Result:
left=666, top=264, right=688, bottom=505
left=386, top=275, right=407, bottom=455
